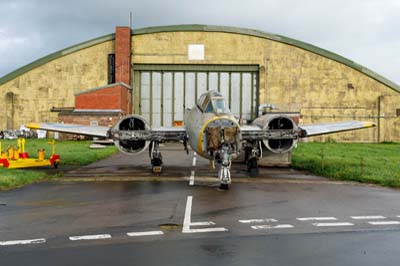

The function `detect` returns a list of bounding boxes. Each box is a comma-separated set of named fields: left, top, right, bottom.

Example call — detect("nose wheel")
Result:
left=219, top=183, right=229, bottom=190
left=218, top=165, right=231, bottom=190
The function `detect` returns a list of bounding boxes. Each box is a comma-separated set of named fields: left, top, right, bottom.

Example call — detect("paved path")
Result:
left=1, top=144, right=400, bottom=265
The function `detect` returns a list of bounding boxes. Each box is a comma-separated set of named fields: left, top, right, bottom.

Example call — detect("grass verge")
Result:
left=0, top=139, right=117, bottom=190
left=2, top=140, right=399, bottom=190
left=292, top=142, right=400, bottom=188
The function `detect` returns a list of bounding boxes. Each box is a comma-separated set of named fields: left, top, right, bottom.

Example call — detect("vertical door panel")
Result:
left=197, top=72, right=207, bottom=96
left=230, top=73, right=241, bottom=118
left=152, top=72, right=162, bottom=128
left=163, top=72, right=173, bottom=127
left=185, top=72, right=196, bottom=111
left=208, top=72, right=219, bottom=91
left=242, top=73, right=252, bottom=121
left=174, top=72, right=184, bottom=121
left=219, top=73, right=230, bottom=102
left=252, top=73, right=258, bottom=119
left=140, top=72, right=151, bottom=122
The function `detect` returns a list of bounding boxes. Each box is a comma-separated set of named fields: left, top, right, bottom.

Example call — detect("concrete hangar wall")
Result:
left=0, top=24, right=399, bottom=142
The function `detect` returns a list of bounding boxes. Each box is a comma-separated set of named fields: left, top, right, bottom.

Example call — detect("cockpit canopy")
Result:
left=197, top=90, right=230, bottom=115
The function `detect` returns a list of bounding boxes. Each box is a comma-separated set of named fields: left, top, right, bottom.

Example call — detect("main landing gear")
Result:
left=150, top=141, right=163, bottom=174
left=245, top=141, right=261, bottom=174
left=247, top=157, right=258, bottom=173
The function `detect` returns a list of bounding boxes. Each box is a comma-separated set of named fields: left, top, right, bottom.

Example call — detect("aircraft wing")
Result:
left=116, top=127, right=187, bottom=142
left=25, top=122, right=110, bottom=138
left=240, top=125, right=265, bottom=140
left=240, top=121, right=375, bottom=140
left=25, top=122, right=187, bottom=142
left=299, top=121, right=376, bottom=137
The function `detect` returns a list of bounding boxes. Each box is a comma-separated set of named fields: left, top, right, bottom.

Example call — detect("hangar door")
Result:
left=133, top=64, right=259, bottom=127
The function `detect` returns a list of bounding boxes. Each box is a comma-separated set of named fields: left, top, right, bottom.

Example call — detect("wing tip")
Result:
left=25, top=123, right=41, bottom=129
left=362, top=122, right=376, bottom=128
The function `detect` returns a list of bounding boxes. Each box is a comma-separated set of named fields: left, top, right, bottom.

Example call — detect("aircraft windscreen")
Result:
left=212, top=98, right=229, bottom=114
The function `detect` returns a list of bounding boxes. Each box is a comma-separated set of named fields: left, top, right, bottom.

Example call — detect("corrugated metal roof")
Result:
left=0, top=24, right=398, bottom=93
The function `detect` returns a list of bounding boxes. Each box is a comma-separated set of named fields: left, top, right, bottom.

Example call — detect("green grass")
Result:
left=292, top=142, right=400, bottom=188
left=0, top=139, right=118, bottom=190
left=2, top=139, right=399, bottom=190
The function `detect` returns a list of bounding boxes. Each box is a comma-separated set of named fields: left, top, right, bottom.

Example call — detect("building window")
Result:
left=397, top=109, right=400, bottom=117
left=108, top=54, right=115, bottom=84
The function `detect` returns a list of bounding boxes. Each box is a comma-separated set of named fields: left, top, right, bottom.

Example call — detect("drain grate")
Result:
left=159, top=223, right=181, bottom=230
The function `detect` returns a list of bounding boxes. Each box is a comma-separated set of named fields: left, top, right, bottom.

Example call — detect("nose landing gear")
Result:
left=217, top=145, right=232, bottom=190
left=218, top=165, right=231, bottom=190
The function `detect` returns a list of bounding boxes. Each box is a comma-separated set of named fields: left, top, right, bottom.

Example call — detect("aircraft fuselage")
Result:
left=184, top=105, right=241, bottom=161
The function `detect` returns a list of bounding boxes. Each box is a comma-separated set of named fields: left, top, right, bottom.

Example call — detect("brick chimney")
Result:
left=114, top=26, right=132, bottom=114
left=115, top=26, right=132, bottom=85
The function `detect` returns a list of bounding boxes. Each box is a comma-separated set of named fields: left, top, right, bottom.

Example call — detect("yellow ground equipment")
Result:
left=0, top=139, right=60, bottom=169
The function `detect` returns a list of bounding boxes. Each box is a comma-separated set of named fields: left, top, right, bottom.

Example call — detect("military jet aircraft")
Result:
left=26, top=90, right=375, bottom=189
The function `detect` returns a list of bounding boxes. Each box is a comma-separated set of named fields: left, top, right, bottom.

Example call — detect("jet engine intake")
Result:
left=111, top=115, right=151, bottom=154
left=253, top=115, right=298, bottom=154
left=205, top=118, right=241, bottom=158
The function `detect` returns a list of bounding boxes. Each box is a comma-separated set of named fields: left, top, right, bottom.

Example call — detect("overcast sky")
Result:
left=1, top=0, right=399, bottom=84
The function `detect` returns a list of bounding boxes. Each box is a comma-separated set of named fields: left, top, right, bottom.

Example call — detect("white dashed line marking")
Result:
left=239, top=219, right=278, bottom=224
left=69, top=234, right=111, bottom=241
left=189, top=152, right=197, bottom=186
left=297, top=217, right=337, bottom=221
left=190, top=221, right=216, bottom=226
left=182, top=196, right=228, bottom=233
left=351, top=215, right=386, bottom=220
left=127, top=231, right=164, bottom=237
left=183, top=227, right=229, bottom=233
left=0, top=238, right=46, bottom=246
left=5, top=213, right=400, bottom=247
left=368, top=221, right=400, bottom=225
left=312, top=222, right=354, bottom=227
left=189, top=170, right=195, bottom=186
left=251, top=224, right=294, bottom=230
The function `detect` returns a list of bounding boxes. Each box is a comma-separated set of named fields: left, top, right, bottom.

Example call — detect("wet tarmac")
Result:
left=1, top=144, right=400, bottom=265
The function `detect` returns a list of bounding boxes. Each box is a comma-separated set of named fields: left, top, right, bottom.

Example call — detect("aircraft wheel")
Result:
left=247, top=157, right=258, bottom=173
left=219, top=183, right=229, bottom=190
left=151, top=157, right=162, bottom=167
